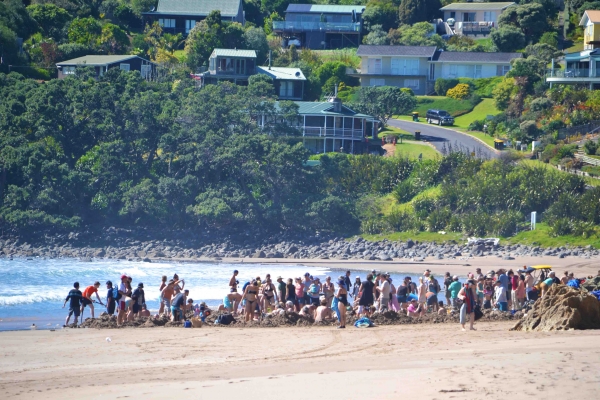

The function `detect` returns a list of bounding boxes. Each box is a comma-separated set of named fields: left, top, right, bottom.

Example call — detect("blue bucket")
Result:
left=183, top=320, right=192, bottom=328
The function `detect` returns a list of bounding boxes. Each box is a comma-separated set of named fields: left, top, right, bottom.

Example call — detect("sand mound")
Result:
left=512, top=285, right=600, bottom=331
left=582, top=276, right=600, bottom=292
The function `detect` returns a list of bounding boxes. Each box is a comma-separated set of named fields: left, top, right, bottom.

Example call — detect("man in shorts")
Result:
left=81, top=281, right=102, bottom=319
left=117, top=275, right=129, bottom=325
left=105, top=281, right=116, bottom=316
left=378, top=274, right=390, bottom=312
left=131, top=282, right=146, bottom=318
left=63, top=282, right=82, bottom=327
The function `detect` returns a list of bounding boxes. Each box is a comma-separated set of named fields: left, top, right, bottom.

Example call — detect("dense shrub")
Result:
left=446, top=83, right=471, bottom=100
left=584, top=140, right=598, bottom=155
left=435, top=78, right=459, bottom=96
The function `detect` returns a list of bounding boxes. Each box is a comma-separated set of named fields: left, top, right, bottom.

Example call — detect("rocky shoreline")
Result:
left=0, top=227, right=598, bottom=262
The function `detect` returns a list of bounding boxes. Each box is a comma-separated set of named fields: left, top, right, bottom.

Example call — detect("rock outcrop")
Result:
left=512, top=285, right=600, bottom=331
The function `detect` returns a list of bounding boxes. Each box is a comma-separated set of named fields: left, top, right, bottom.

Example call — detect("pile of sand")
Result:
left=582, top=276, right=600, bottom=292
left=512, top=285, right=600, bottom=331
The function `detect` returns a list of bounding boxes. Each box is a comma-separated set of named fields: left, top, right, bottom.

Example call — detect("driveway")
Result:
left=388, top=119, right=499, bottom=159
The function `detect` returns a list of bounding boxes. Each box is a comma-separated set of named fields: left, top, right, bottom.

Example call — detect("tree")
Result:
left=244, top=27, right=269, bottom=63
left=263, top=11, right=283, bottom=35
left=99, top=23, right=130, bottom=54
left=538, top=31, right=558, bottom=48
left=498, top=3, right=549, bottom=39
left=184, top=17, right=221, bottom=70
left=248, top=74, right=275, bottom=98
left=492, top=77, right=517, bottom=111
left=67, top=16, right=102, bottom=46
left=26, top=3, right=72, bottom=40
left=362, top=24, right=388, bottom=45
left=490, top=26, right=525, bottom=52
left=398, top=0, right=441, bottom=25
left=362, top=0, right=399, bottom=32
left=352, top=86, right=416, bottom=126
left=131, top=0, right=158, bottom=16
left=388, top=22, right=445, bottom=48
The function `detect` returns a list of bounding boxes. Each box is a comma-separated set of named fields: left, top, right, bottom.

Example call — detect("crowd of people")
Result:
left=62, top=265, right=579, bottom=330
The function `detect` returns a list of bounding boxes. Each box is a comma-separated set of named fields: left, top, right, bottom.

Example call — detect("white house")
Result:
left=440, top=2, right=515, bottom=36
left=352, top=45, right=521, bottom=94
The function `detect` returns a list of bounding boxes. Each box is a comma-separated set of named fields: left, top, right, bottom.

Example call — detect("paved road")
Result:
left=388, top=119, right=499, bottom=159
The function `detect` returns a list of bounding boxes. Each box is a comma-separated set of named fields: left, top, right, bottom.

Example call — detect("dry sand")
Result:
left=1, top=321, right=600, bottom=399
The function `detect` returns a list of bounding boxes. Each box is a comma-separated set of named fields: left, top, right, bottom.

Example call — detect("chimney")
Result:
left=329, top=84, right=342, bottom=112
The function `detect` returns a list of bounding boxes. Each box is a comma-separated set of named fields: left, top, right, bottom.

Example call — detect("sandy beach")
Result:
left=1, top=256, right=600, bottom=399
left=1, top=321, right=600, bottom=399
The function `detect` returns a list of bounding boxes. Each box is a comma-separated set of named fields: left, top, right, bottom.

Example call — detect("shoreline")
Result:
left=2, top=322, right=599, bottom=399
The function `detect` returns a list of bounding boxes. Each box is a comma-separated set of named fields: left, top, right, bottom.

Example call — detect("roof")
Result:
left=56, top=55, right=151, bottom=66
left=211, top=49, right=256, bottom=58
left=433, top=51, right=522, bottom=63
left=147, top=0, right=241, bottom=17
left=286, top=4, right=366, bottom=14
left=440, top=2, right=515, bottom=11
left=356, top=45, right=437, bottom=58
left=292, top=101, right=371, bottom=118
left=257, top=66, right=306, bottom=81
left=580, top=10, right=600, bottom=25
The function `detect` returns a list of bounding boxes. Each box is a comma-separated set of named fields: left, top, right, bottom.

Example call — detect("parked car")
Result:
left=426, top=109, right=454, bottom=126
left=287, top=37, right=301, bottom=47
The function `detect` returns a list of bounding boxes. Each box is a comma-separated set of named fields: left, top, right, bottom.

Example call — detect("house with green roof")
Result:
left=441, top=2, right=515, bottom=36
left=257, top=98, right=378, bottom=154
left=142, top=0, right=244, bottom=35
left=56, top=55, right=157, bottom=80
left=273, top=4, right=365, bottom=49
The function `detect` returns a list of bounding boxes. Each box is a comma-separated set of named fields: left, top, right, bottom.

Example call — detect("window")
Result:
left=370, top=78, right=385, bottom=86
left=404, top=79, right=419, bottom=90
left=185, top=20, right=196, bottom=33
left=464, top=13, right=476, bottom=22
left=158, top=18, right=175, bottom=28
left=502, top=65, right=510, bottom=75
left=449, top=64, right=457, bottom=77
left=279, top=81, right=294, bottom=98
left=120, top=63, right=130, bottom=71
left=450, top=12, right=456, bottom=19
left=474, top=65, right=482, bottom=79
left=141, top=65, right=152, bottom=79
left=368, top=58, right=382, bottom=74
left=483, top=12, right=495, bottom=22
left=391, top=58, right=401, bottom=75
left=63, top=66, right=75, bottom=75
left=405, top=59, right=419, bottom=75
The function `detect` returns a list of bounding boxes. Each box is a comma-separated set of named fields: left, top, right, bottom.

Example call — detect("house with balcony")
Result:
left=352, top=45, right=438, bottom=95
left=256, top=97, right=378, bottom=154
left=199, top=48, right=257, bottom=86
left=431, top=51, right=521, bottom=80
left=273, top=4, right=365, bottom=49
left=352, top=45, right=521, bottom=93
left=441, top=2, right=515, bottom=36
left=142, top=0, right=244, bottom=35
left=56, top=55, right=157, bottom=80
left=546, top=49, right=600, bottom=89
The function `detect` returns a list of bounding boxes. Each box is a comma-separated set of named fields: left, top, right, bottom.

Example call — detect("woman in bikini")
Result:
left=322, top=276, right=335, bottom=307
left=242, top=280, right=260, bottom=322
left=261, top=277, right=277, bottom=312
left=336, top=278, right=348, bottom=329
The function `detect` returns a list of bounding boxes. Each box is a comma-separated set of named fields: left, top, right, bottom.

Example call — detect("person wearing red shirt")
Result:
left=81, top=281, right=102, bottom=319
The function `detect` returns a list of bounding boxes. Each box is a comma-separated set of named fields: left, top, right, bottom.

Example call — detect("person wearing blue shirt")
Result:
left=63, top=282, right=82, bottom=326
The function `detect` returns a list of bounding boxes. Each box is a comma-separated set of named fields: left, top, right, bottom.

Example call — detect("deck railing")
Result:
left=273, top=21, right=361, bottom=32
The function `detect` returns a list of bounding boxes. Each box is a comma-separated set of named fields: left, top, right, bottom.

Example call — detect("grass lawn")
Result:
left=378, top=125, right=414, bottom=139
left=393, top=141, right=440, bottom=160
left=313, top=48, right=360, bottom=68
left=360, top=230, right=464, bottom=244
left=505, top=223, right=600, bottom=249
left=565, top=41, right=583, bottom=53
left=454, top=98, right=501, bottom=129
left=397, top=96, right=476, bottom=118
left=173, top=50, right=186, bottom=63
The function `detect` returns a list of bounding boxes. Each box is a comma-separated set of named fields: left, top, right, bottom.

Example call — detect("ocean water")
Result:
left=0, top=258, right=433, bottom=331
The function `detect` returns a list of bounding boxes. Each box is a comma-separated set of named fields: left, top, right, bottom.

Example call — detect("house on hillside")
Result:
left=353, top=45, right=437, bottom=95
left=256, top=66, right=306, bottom=100
left=581, top=10, right=600, bottom=50
left=272, top=4, right=365, bottom=49
left=546, top=10, right=600, bottom=89
left=351, top=45, right=521, bottom=94
left=256, top=97, right=378, bottom=154
left=431, top=51, right=521, bottom=80
left=200, top=48, right=257, bottom=86
left=56, top=55, right=157, bottom=79
left=440, top=2, right=515, bottom=36
left=197, top=49, right=306, bottom=100
left=142, top=0, right=244, bottom=35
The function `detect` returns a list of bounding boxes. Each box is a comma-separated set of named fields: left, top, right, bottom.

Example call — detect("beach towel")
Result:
left=407, top=293, right=418, bottom=302
left=567, top=279, right=580, bottom=289
left=331, top=296, right=340, bottom=322
left=590, top=290, right=600, bottom=301
left=354, top=317, right=374, bottom=328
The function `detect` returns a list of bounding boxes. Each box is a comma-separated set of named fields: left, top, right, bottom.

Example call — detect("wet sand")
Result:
left=1, top=321, right=599, bottom=399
